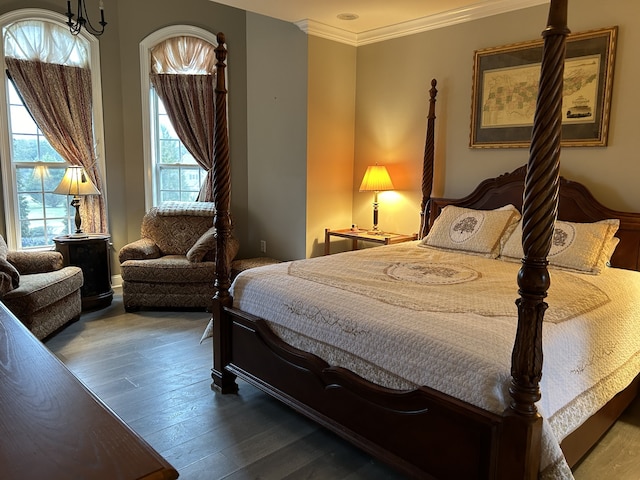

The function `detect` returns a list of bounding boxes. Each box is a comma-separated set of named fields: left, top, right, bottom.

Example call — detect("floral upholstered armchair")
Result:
left=0, top=235, right=83, bottom=339
left=118, top=202, right=239, bottom=311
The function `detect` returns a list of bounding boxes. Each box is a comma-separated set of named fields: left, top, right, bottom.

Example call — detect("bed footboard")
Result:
left=217, top=306, right=540, bottom=479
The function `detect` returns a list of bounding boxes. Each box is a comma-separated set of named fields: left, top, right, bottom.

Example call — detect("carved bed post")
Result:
left=419, top=79, right=437, bottom=239
left=500, top=1, right=569, bottom=477
left=211, top=32, right=238, bottom=393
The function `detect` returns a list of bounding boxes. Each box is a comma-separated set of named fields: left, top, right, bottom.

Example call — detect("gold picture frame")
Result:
left=470, top=26, right=617, bottom=148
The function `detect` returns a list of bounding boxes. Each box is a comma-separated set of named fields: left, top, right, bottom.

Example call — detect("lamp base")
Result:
left=68, top=232, right=89, bottom=239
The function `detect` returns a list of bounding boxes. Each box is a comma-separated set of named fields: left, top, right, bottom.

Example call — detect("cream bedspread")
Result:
left=226, top=242, right=640, bottom=479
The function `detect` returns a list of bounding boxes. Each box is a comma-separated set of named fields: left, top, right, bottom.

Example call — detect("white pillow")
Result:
left=500, top=218, right=620, bottom=274
left=421, top=204, right=521, bottom=258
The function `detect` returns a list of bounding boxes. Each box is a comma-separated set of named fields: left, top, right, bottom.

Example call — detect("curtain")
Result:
left=6, top=58, right=107, bottom=233
left=150, top=73, right=216, bottom=201
left=4, top=20, right=106, bottom=233
left=150, top=36, right=217, bottom=202
left=4, top=20, right=88, bottom=67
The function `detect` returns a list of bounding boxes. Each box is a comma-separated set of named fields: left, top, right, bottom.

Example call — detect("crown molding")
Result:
left=296, top=0, right=549, bottom=47
left=294, top=19, right=359, bottom=47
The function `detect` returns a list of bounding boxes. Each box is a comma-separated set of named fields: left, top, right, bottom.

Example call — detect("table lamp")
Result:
left=53, top=165, right=100, bottom=238
left=359, top=164, right=394, bottom=234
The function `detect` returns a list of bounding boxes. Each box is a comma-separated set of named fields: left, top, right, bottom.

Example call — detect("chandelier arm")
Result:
left=66, top=0, right=107, bottom=36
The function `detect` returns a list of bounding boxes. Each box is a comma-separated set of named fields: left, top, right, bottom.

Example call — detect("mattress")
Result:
left=226, top=241, right=640, bottom=478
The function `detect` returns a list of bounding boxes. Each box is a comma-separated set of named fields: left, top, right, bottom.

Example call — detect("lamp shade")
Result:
left=53, top=166, right=100, bottom=196
left=359, top=165, right=394, bottom=192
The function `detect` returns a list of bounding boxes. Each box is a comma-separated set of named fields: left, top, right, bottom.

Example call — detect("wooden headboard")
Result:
left=429, top=165, right=640, bottom=271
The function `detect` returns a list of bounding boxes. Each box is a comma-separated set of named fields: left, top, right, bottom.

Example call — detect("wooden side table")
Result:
left=324, top=228, right=417, bottom=255
left=54, top=234, right=113, bottom=310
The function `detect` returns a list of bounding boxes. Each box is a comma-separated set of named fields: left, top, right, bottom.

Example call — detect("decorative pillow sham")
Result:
left=500, top=218, right=620, bottom=274
left=187, top=227, right=217, bottom=262
left=421, top=204, right=521, bottom=258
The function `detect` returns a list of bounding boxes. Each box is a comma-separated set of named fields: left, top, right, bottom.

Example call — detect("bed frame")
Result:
left=209, top=2, right=640, bottom=478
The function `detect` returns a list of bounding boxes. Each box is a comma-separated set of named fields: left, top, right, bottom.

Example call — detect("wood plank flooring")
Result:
left=44, top=290, right=640, bottom=479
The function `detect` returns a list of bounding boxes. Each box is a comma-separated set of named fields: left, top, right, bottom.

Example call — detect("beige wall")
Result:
left=352, top=0, right=640, bottom=238
left=245, top=13, right=307, bottom=261
left=1, top=0, right=638, bottom=266
left=306, top=36, right=357, bottom=258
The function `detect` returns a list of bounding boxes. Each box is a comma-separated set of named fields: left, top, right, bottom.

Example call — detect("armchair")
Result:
left=0, top=235, right=83, bottom=339
left=118, top=202, right=239, bottom=311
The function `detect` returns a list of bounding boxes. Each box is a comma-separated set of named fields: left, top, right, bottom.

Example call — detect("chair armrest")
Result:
left=6, top=250, right=63, bottom=274
left=118, top=238, right=161, bottom=263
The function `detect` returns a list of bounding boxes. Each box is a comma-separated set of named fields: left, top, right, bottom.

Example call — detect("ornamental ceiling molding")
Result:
left=295, top=0, right=549, bottom=47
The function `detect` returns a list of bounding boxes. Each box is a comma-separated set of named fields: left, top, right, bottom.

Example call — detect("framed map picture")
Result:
left=470, top=26, right=617, bottom=148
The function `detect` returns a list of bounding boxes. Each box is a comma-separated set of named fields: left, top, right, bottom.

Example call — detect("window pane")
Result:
left=17, top=192, right=42, bottom=220
left=180, top=191, right=198, bottom=202
left=180, top=148, right=197, bottom=164
left=156, top=97, right=167, bottom=115
left=44, top=167, right=67, bottom=191
left=39, top=139, right=64, bottom=162
left=181, top=168, right=201, bottom=191
left=12, top=134, right=38, bottom=161
left=20, top=218, right=57, bottom=249
left=16, top=166, right=42, bottom=192
left=9, top=104, right=38, bottom=134
left=160, top=191, right=181, bottom=202
left=45, top=192, right=69, bottom=217
left=159, top=139, right=180, bottom=164
left=159, top=167, right=180, bottom=190
left=7, top=81, right=22, bottom=104
left=158, top=114, right=178, bottom=139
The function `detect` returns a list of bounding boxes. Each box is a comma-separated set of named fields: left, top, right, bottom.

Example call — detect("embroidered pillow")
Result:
left=421, top=204, right=521, bottom=258
left=500, top=218, right=620, bottom=274
left=186, top=227, right=217, bottom=262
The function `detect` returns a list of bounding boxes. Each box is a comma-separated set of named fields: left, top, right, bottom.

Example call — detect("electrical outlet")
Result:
left=260, top=240, right=267, bottom=253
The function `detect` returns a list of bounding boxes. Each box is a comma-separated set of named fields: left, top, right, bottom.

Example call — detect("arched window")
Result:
left=0, top=9, right=106, bottom=249
left=140, top=26, right=218, bottom=208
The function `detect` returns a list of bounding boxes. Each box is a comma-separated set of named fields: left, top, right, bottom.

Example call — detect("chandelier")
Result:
left=66, top=0, right=107, bottom=36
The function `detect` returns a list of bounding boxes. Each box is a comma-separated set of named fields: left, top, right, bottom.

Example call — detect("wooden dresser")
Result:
left=0, top=303, right=178, bottom=479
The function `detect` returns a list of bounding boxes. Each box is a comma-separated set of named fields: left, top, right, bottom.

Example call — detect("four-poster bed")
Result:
left=209, top=2, right=640, bottom=478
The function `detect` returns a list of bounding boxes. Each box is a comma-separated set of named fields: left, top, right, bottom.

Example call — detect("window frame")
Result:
left=139, top=25, right=218, bottom=210
left=0, top=9, right=106, bottom=250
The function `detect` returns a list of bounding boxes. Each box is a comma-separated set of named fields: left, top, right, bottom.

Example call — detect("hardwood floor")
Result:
left=45, top=289, right=640, bottom=479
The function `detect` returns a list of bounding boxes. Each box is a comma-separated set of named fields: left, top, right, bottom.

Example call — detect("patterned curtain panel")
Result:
left=5, top=58, right=107, bottom=234
left=150, top=73, right=216, bottom=202
left=150, top=36, right=217, bottom=202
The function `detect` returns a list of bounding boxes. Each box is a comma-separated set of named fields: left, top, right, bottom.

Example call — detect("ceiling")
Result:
left=210, top=0, right=549, bottom=45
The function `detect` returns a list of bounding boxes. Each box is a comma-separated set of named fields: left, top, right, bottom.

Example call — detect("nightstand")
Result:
left=324, top=228, right=417, bottom=255
left=54, top=234, right=113, bottom=310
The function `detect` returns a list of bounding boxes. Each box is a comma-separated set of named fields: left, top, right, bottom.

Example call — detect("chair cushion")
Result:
left=2, top=266, right=83, bottom=317
left=120, top=255, right=216, bottom=283
left=7, top=250, right=64, bottom=274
